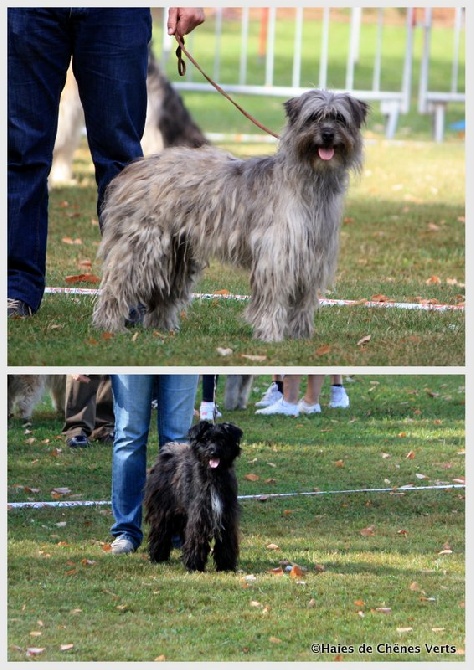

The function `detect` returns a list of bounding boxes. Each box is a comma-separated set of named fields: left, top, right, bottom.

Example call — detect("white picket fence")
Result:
left=417, top=7, right=465, bottom=142
left=160, top=7, right=464, bottom=142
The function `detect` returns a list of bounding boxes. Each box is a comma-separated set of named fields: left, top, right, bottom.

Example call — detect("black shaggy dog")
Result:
left=144, top=421, right=243, bottom=572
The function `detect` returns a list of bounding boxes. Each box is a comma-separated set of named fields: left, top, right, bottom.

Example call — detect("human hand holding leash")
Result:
left=167, top=7, right=205, bottom=37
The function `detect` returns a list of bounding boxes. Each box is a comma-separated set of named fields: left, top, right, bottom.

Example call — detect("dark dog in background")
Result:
left=144, top=421, right=243, bottom=572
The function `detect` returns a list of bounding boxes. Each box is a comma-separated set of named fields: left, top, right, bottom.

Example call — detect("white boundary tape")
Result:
left=7, top=484, right=465, bottom=509
left=44, top=287, right=464, bottom=312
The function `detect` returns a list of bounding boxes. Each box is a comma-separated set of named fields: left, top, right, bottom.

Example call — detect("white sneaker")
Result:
left=111, top=536, right=135, bottom=555
left=329, top=386, right=350, bottom=408
left=298, top=399, right=322, bottom=414
left=256, top=398, right=299, bottom=416
left=199, top=401, right=222, bottom=421
left=255, top=382, right=283, bottom=407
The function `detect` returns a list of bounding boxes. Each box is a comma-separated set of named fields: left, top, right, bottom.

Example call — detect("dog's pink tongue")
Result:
left=319, top=147, right=335, bottom=160
left=209, top=458, right=220, bottom=469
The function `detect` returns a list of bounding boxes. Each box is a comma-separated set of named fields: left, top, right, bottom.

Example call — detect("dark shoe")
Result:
left=125, top=304, right=146, bottom=328
left=8, top=298, right=33, bottom=318
left=66, top=434, right=90, bottom=448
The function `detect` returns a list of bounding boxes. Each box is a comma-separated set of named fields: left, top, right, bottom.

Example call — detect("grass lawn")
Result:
left=7, top=375, right=465, bottom=662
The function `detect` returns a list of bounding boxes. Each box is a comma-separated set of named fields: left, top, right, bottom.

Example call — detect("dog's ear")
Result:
left=187, top=420, right=213, bottom=442
left=284, top=96, right=302, bottom=125
left=220, top=422, right=243, bottom=444
left=346, top=96, right=369, bottom=127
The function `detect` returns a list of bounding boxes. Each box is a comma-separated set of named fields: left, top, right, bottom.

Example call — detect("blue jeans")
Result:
left=8, top=8, right=152, bottom=311
left=110, top=375, right=199, bottom=550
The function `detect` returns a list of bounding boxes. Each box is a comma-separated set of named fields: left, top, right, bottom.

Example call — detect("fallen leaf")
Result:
left=241, top=354, right=267, bottom=362
left=360, top=525, right=376, bottom=537
left=396, top=627, right=413, bottom=633
left=371, top=294, right=393, bottom=303
left=398, top=432, right=407, bottom=438
left=65, top=273, right=100, bottom=284
left=375, top=607, right=392, bottom=614
left=426, top=275, right=441, bottom=284
left=244, top=473, right=259, bottom=482
left=154, top=655, right=166, bottom=661
left=289, top=565, right=304, bottom=578
left=357, top=334, right=371, bottom=346
left=266, top=543, right=280, bottom=551
left=397, top=529, right=408, bottom=536
left=334, top=459, right=345, bottom=468
left=269, top=637, right=282, bottom=644
left=60, top=644, right=74, bottom=651
left=51, top=487, right=72, bottom=496
left=406, top=450, right=415, bottom=459
left=315, top=344, right=331, bottom=356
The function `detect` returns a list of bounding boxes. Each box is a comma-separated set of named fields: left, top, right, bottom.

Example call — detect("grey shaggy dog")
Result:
left=144, top=421, right=243, bottom=572
left=93, top=89, right=368, bottom=341
left=224, top=375, right=254, bottom=411
left=8, top=375, right=66, bottom=420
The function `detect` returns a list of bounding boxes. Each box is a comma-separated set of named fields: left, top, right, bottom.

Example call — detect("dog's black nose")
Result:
left=322, top=129, right=335, bottom=144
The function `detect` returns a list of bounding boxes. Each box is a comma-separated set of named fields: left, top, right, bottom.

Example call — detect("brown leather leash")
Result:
left=175, top=36, right=280, bottom=140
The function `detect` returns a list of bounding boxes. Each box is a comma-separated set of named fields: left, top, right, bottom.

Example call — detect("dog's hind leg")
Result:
left=148, top=520, right=174, bottom=563
left=144, top=239, right=203, bottom=332
left=287, top=288, right=317, bottom=340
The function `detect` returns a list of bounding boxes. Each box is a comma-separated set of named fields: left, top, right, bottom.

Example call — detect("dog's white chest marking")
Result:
left=211, top=487, right=223, bottom=531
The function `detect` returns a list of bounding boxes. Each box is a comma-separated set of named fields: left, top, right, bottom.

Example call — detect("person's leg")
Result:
left=299, top=375, right=325, bottom=414
left=62, top=375, right=100, bottom=446
left=200, top=375, right=220, bottom=421
left=71, top=7, right=151, bottom=220
left=155, top=375, right=199, bottom=447
left=110, top=374, right=154, bottom=550
left=91, top=376, right=114, bottom=441
left=8, top=8, right=72, bottom=312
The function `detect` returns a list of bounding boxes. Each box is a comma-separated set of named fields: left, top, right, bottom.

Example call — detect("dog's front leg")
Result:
left=181, top=514, right=211, bottom=571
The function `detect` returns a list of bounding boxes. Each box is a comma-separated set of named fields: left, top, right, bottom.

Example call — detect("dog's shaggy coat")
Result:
left=93, top=89, right=368, bottom=341
left=8, top=375, right=66, bottom=420
left=144, top=421, right=243, bottom=572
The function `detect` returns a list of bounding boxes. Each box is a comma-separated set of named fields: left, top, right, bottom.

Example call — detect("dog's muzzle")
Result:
left=318, top=127, right=335, bottom=160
